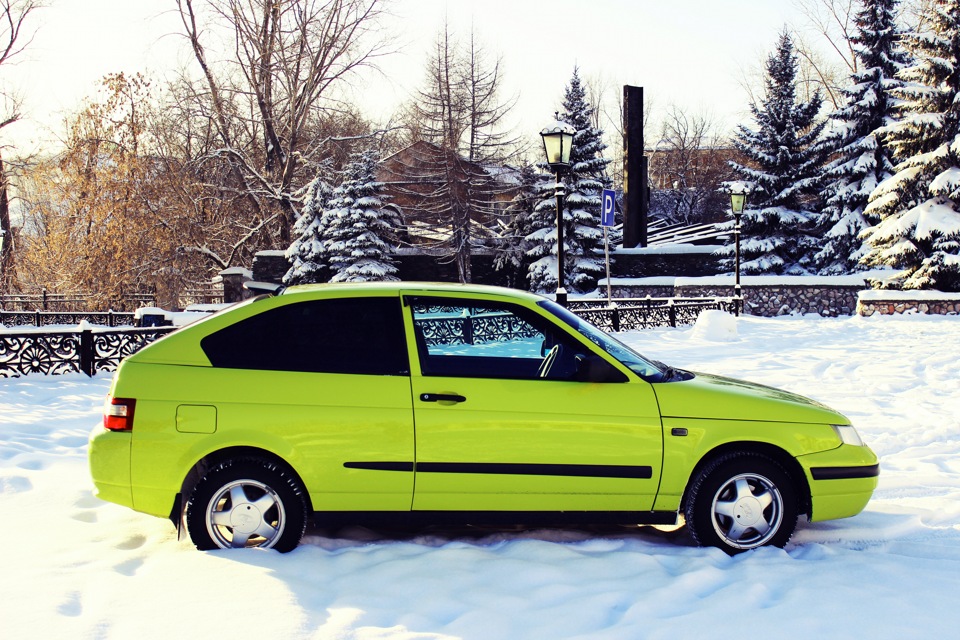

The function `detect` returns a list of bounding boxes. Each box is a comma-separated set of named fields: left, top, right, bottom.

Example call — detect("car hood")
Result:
left=652, top=372, right=848, bottom=425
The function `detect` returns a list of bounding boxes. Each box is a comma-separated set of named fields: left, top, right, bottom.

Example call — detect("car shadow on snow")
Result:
left=300, top=521, right=697, bottom=549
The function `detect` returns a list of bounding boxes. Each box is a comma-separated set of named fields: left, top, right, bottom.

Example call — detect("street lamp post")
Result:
left=729, top=187, right=747, bottom=316
left=540, top=116, right=576, bottom=306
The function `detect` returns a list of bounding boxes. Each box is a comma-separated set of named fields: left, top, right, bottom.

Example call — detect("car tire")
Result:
left=185, top=457, right=307, bottom=552
left=684, top=452, right=798, bottom=554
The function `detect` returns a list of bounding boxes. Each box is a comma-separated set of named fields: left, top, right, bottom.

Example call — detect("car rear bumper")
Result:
left=88, top=426, right=134, bottom=509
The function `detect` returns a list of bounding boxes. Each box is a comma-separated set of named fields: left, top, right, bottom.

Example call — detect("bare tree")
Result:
left=175, top=0, right=389, bottom=250
left=463, top=28, right=520, bottom=164
left=17, top=74, right=196, bottom=308
left=0, top=0, right=41, bottom=294
left=648, top=105, right=733, bottom=225
left=791, top=0, right=859, bottom=108
left=400, top=22, right=518, bottom=283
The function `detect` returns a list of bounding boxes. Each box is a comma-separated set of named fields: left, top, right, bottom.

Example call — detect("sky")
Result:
left=1, top=0, right=818, bottom=158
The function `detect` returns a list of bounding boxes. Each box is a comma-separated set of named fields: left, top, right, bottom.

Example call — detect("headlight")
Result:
left=833, top=424, right=864, bottom=447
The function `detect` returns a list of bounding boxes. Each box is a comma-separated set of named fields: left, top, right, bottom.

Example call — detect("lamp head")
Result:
left=540, top=116, right=575, bottom=172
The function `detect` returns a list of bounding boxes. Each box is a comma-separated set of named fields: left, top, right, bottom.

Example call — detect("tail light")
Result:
left=104, top=396, right=136, bottom=432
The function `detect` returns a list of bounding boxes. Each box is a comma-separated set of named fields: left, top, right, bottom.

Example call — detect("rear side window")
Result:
left=201, top=297, right=408, bottom=375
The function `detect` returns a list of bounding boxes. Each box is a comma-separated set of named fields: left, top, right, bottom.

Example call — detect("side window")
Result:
left=410, top=298, right=581, bottom=379
left=201, top=297, right=408, bottom=375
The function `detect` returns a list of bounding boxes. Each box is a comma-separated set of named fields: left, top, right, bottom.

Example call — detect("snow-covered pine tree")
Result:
left=860, top=0, right=960, bottom=291
left=525, top=171, right=564, bottom=294
left=494, top=161, right=545, bottom=289
left=727, top=30, right=826, bottom=274
left=526, top=68, right=609, bottom=294
left=284, top=172, right=335, bottom=285
left=324, top=149, right=401, bottom=283
left=814, top=0, right=908, bottom=274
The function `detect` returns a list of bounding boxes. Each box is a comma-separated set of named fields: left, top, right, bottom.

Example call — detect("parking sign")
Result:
left=601, top=189, right=616, bottom=227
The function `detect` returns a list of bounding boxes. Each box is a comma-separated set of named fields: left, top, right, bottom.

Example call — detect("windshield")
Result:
left=539, top=300, right=668, bottom=381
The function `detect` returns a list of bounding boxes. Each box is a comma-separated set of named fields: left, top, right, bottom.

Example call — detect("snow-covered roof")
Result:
left=614, top=245, right=724, bottom=256
left=605, top=274, right=879, bottom=287
left=858, top=289, right=960, bottom=301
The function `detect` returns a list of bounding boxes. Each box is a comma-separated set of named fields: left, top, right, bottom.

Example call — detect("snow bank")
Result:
left=690, top=309, right=739, bottom=341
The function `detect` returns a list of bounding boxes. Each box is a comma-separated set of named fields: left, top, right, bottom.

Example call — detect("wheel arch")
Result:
left=179, top=446, right=313, bottom=514
left=680, top=441, right=811, bottom=517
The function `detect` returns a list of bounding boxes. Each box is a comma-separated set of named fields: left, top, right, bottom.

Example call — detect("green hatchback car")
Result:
left=89, top=282, right=878, bottom=554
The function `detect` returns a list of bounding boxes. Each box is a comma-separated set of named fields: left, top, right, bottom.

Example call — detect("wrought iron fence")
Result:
left=0, top=296, right=734, bottom=378
left=567, top=297, right=738, bottom=331
left=0, top=326, right=176, bottom=378
left=412, top=306, right=541, bottom=347
left=0, top=310, right=136, bottom=328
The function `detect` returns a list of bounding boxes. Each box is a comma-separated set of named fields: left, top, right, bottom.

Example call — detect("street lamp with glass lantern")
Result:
left=729, top=186, right=748, bottom=316
left=540, top=116, right=575, bottom=306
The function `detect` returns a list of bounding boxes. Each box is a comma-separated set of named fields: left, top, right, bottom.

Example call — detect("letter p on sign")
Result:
left=601, top=189, right=616, bottom=227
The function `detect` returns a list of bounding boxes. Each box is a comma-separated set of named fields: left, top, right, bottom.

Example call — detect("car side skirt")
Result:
left=310, top=510, right=678, bottom=528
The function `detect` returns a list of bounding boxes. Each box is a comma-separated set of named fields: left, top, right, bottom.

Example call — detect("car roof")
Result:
left=280, top=281, right=550, bottom=303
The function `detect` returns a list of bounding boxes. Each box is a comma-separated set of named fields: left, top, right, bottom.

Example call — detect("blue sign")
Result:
left=601, top=189, right=617, bottom=227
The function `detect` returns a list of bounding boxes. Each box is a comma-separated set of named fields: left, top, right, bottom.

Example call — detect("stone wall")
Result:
left=608, top=277, right=866, bottom=317
left=857, top=292, right=960, bottom=316
left=219, top=267, right=253, bottom=303
left=679, top=284, right=862, bottom=317
left=604, top=285, right=676, bottom=299
left=252, top=250, right=290, bottom=284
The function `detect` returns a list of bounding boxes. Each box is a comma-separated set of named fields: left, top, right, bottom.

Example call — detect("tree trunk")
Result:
left=0, top=151, right=11, bottom=294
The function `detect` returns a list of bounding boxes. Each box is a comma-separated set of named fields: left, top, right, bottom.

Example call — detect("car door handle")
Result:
left=420, top=393, right=467, bottom=403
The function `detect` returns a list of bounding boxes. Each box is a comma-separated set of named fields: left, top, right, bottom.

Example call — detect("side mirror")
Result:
left=575, top=355, right=628, bottom=383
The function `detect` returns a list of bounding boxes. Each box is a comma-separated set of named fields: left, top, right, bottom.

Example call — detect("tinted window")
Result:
left=201, top=297, right=408, bottom=375
left=410, top=297, right=583, bottom=380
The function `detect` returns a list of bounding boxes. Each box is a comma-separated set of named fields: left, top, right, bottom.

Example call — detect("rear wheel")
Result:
left=684, top=452, right=798, bottom=554
left=185, top=458, right=307, bottom=552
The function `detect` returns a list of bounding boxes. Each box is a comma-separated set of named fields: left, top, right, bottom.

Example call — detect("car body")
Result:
left=89, top=282, right=878, bottom=553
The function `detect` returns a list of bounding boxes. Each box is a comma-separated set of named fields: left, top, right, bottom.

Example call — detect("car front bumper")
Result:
left=798, top=444, right=879, bottom=522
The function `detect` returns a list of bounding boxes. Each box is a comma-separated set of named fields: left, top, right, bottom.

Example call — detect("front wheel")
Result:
left=185, top=458, right=307, bottom=552
left=684, top=452, right=798, bottom=554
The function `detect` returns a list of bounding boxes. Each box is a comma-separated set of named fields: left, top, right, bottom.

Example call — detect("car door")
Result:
left=404, top=294, right=663, bottom=512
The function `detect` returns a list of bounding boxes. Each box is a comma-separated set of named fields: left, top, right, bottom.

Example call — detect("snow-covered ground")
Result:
left=2, top=313, right=959, bottom=639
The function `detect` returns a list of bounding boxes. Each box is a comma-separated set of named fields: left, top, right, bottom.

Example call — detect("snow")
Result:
left=613, top=245, right=723, bottom=256
left=602, top=273, right=892, bottom=287
left=689, top=310, right=738, bottom=341
left=133, top=305, right=229, bottom=327
left=599, top=276, right=677, bottom=287
left=3, top=314, right=960, bottom=638
left=858, top=289, right=960, bottom=301
left=219, top=266, right=253, bottom=278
